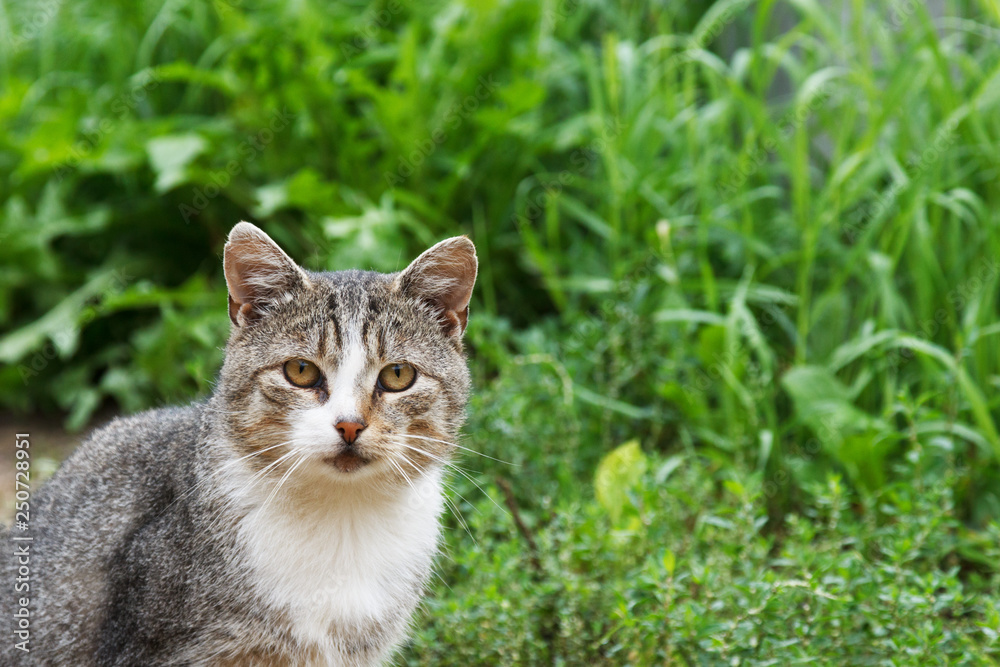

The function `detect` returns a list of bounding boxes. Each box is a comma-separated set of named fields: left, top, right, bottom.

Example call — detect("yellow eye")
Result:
left=378, top=363, right=416, bottom=392
left=283, top=359, right=322, bottom=388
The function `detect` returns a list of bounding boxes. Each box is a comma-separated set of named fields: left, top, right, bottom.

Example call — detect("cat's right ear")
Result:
left=396, top=236, right=478, bottom=338
left=223, top=222, right=309, bottom=327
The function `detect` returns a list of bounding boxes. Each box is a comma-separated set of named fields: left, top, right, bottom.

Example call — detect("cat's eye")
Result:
left=284, top=359, right=322, bottom=388
left=377, top=363, right=417, bottom=392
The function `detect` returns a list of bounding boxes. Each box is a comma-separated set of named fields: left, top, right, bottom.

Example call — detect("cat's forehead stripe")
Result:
left=325, top=293, right=342, bottom=352
left=317, top=270, right=397, bottom=362
left=321, top=270, right=390, bottom=351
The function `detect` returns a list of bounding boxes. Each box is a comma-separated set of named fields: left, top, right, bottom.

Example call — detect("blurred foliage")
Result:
left=2, top=0, right=1000, bottom=662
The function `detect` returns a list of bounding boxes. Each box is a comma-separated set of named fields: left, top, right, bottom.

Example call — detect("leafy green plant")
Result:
left=2, top=0, right=1000, bottom=661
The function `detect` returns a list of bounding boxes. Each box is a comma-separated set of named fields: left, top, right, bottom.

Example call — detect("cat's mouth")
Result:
left=324, top=451, right=371, bottom=473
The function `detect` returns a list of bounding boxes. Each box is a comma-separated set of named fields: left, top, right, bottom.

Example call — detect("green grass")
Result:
left=2, top=0, right=1000, bottom=663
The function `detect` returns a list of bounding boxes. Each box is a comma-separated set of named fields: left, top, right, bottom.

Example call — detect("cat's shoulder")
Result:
left=88, top=401, right=203, bottom=445
left=63, top=402, right=206, bottom=473
left=33, top=402, right=208, bottom=538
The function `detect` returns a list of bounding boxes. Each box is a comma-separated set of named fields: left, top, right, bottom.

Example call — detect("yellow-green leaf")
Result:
left=594, top=440, right=647, bottom=525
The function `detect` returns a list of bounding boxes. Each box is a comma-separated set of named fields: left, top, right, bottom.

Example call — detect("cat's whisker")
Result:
left=391, top=458, right=452, bottom=536
left=391, top=441, right=483, bottom=480
left=386, top=456, right=417, bottom=494
left=201, top=448, right=305, bottom=536
left=393, top=442, right=483, bottom=480
left=437, top=479, right=478, bottom=544
left=439, top=477, right=482, bottom=517
left=392, top=443, right=459, bottom=474
left=391, top=440, right=509, bottom=517
left=227, top=440, right=298, bottom=467
left=439, top=463, right=509, bottom=517
left=208, top=441, right=299, bottom=497
left=393, top=453, right=478, bottom=545
left=229, top=448, right=303, bottom=507
left=395, top=433, right=517, bottom=466
left=257, top=452, right=309, bottom=517
left=388, top=439, right=456, bottom=467
left=393, top=452, right=425, bottom=479
left=156, top=440, right=298, bottom=521
left=442, top=494, right=477, bottom=547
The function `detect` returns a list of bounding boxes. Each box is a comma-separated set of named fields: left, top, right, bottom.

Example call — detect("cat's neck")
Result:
left=249, top=460, right=443, bottom=517
left=226, top=458, right=446, bottom=656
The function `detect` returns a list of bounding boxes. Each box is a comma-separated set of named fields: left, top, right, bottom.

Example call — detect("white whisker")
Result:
left=439, top=477, right=481, bottom=516
left=442, top=494, right=477, bottom=546
left=257, top=452, right=309, bottom=517
left=206, top=447, right=303, bottom=533
left=393, top=453, right=478, bottom=545
left=156, top=439, right=296, bottom=521
left=391, top=439, right=508, bottom=517
left=396, top=433, right=517, bottom=466
left=201, top=447, right=304, bottom=536
left=387, top=456, right=418, bottom=495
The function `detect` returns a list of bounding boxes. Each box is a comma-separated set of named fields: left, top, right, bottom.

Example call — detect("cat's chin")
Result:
left=323, top=451, right=373, bottom=474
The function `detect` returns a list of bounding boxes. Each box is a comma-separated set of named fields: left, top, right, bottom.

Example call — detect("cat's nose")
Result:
left=335, top=420, right=367, bottom=445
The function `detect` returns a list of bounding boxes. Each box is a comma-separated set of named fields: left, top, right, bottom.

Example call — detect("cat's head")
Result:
left=213, top=222, right=476, bottom=490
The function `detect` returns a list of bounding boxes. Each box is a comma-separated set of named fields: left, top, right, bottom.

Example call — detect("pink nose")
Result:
left=335, top=421, right=366, bottom=445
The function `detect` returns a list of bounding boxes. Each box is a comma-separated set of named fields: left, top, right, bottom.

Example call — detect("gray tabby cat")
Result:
left=2, top=222, right=477, bottom=666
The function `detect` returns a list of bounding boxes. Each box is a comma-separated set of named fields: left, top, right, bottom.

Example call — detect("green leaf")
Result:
left=594, top=440, right=648, bottom=526
left=662, top=549, right=676, bottom=577
left=574, top=385, right=656, bottom=420
left=146, top=133, right=208, bottom=193
left=781, top=365, right=891, bottom=492
left=0, top=267, right=120, bottom=363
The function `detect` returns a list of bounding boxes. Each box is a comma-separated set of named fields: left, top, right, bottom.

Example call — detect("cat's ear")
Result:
left=223, top=222, right=309, bottom=327
left=397, top=236, right=478, bottom=338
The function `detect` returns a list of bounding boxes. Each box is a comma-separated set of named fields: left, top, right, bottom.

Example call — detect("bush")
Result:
left=2, top=0, right=1000, bottom=661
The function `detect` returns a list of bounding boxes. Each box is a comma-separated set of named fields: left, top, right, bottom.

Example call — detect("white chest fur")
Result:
left=233, top=468, right=445, bottom=662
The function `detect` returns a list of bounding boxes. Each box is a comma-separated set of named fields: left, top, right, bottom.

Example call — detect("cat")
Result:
left=2, top=221, right=477, bottom=666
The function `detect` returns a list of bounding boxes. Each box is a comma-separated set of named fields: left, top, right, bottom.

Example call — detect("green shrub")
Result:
left=404, top=440, right=1000, bottom=664
left=2, top=0, right=1000, bottom=660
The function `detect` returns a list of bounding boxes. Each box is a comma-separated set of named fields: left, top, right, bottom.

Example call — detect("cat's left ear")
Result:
left=224, top=222, right=310, bottom=327
left=397, top=236, right=478, bottom=338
